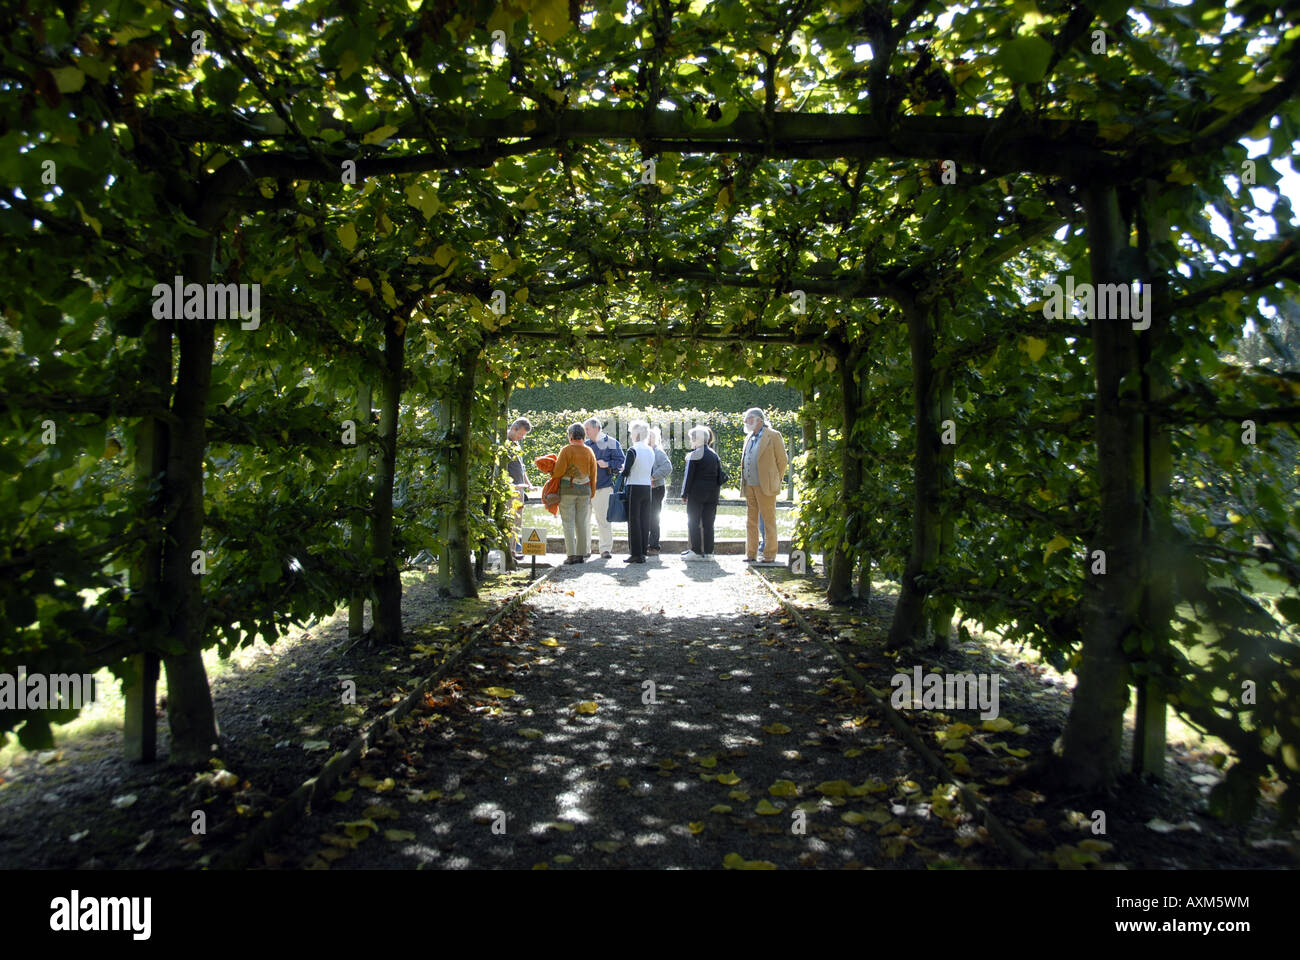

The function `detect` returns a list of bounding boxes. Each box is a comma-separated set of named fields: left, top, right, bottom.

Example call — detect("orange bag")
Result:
left=534, top=454, right=561, bottom=516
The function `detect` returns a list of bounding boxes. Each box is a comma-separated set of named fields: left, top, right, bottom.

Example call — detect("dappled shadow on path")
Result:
left=271, top=558, right=999, bottom=870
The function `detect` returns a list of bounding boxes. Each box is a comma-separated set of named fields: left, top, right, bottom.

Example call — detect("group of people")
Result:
left=504, top=408, right=789, bottom=566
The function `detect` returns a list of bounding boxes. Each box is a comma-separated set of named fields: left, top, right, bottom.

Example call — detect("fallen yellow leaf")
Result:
left=881, top=836, right=908, bottom=858
left=768, top=780, right=798, bottom=797
left=946, top=753, right=973, bottom=775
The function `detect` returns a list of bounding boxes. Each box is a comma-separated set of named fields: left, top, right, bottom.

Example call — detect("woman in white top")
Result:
left=619, top=420, right=655, bottom=563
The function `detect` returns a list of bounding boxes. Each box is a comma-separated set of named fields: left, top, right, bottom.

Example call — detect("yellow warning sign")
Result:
left=521, top=527, right=547, bottom=555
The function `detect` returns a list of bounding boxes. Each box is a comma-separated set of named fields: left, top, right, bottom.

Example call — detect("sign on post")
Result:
left=521, top=527, right=546, bottom=581
left=521, top=528, right=546, bottom=555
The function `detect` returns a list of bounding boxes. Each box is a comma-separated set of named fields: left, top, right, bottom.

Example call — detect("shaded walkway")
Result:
left=270, top=558, right=1000, bottom=869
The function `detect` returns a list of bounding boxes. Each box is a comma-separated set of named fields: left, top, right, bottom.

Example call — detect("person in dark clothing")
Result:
left=620, top=420, right=654, bottom=563
left=504, top=418, right=533, bottom=557
left=646, top=426, right=673, bottom=554
left=680, top=426, right=725, bottom=560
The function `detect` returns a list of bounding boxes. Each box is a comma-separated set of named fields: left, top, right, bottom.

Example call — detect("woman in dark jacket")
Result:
left=680, top=426, right=725, bottom=560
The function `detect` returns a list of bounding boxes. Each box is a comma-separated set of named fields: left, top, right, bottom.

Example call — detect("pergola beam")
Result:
left=162, top=108, right=1118, bottom=179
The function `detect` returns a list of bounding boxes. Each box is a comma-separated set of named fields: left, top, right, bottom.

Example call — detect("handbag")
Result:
left=606, top=474, right=629, bottom=523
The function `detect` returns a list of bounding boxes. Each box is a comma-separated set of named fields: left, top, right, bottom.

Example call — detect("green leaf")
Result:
left=531, top=0, right=572, bottom=44
left=362, top=124, right=399, bottom=145
left=258, top=559, right=282, bottom=584
left=50, top=67, right=86, bottom=93
left=996, top=36, right=1053, bottom=83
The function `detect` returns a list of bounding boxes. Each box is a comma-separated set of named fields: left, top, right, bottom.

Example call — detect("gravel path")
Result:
left=269, top=557, right=990, bottom=869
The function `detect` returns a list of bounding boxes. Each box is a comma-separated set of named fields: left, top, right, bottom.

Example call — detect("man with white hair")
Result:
left=740, top=407, right=788, bottom=563
left=584, top=417, right=625, bottom=559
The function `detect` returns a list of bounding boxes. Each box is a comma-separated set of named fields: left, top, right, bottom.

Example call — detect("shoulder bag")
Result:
left=606, top=473, right=629, bottom=523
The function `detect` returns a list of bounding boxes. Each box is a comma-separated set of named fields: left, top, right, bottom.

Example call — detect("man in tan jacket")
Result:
left=739, top=407, right=788, bottom=563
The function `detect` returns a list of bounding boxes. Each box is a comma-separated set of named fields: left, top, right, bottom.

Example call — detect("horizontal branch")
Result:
left=172, top=107, right=1113, bottom=178
left=1161, top=236, right=1300, bottom=320
left=1121, top=399, right=1300, bottom=424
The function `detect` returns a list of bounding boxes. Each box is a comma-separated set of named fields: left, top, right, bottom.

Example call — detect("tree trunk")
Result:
left=800, top=389, right=817, bottom=453
left=160, top=239, right=219, bottom=766
left=887, top=296, right=944, bottom=650
left=1056, top=184, right=1145, bottom=791
left=443, top=353, right=478, bottom=598
left=124, top=312, right=170, bottom=762
left=828, top=345, right=862, bottom=604
left=432, top=398, right=452, bottom=593
left=349, top=382, right=372, bottom=638
left=928, top=365, right=956, bottom=643
left=371, top=315, right=405, bottom=645
left=1133, top=181, right=1175, bottom=780
left=476, top=386, right=507, bottom=580
left=500, top=382, right=522, bottom=573
left=856, top=554, right=872, bottom=603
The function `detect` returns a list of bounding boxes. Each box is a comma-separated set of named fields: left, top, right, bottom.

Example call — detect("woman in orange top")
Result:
left=553, top=423, right=598, bottom=564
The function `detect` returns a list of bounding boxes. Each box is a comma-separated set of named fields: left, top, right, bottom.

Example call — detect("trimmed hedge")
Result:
left=511, top=405, right=803, bottom=497
left=511, top=378, right=801, bottom=415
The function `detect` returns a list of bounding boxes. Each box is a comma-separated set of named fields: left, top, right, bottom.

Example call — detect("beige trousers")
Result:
left=558, top=490, right=591, bottom=557
left=591, top=486, right=613, bottom=553
left=744, top=485, right=778, bottom=561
